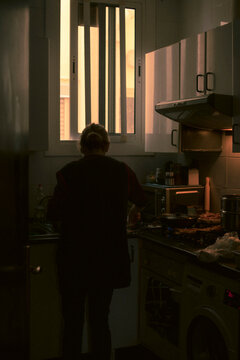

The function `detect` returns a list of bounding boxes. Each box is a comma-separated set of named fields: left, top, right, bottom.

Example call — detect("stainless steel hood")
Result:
left=155, top=93, right=233, bottom=130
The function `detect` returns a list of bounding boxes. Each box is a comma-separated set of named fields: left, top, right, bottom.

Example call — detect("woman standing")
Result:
left=47, top=123, right=145, bottom=360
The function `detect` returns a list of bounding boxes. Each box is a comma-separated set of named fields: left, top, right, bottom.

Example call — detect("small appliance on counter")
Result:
left=142, top=183, right=205, bottom=219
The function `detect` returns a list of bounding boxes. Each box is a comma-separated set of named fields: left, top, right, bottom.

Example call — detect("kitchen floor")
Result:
left=114, top=345, right=161, bottom=359
left=48, top=345, right=161, bottom=359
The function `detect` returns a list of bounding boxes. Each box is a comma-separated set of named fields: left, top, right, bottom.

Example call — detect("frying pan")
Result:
left=159, top=213, right=197, bottom=228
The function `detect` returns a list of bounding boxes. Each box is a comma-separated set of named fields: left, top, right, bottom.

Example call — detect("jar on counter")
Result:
left=164, top=161, right=175, bottom=186
left=165, top=171, right=175, bottom=186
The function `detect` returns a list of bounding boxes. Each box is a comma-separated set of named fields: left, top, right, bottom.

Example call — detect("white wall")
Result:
left=29, top=0, right=183, bottom=216
left=29, top=0, right=240, bottom=216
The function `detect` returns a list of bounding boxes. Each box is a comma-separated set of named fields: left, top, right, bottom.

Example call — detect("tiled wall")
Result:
left=183, top=133, right=240, bottom=212
left=29, top=132, right=240, bottom=216
left=215, top=134, right=240, bottom=210
left=28, top=150, right=185, bottom=216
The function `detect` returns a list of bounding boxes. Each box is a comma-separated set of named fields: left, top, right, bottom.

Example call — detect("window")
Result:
left=57, top=0, right=143, bottom=154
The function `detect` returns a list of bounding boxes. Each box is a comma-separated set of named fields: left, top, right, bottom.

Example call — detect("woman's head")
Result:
left=80, top=123, right=110, bottom=155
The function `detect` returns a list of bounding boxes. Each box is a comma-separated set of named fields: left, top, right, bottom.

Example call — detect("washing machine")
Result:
left=180, top=261, right=240, bottom=360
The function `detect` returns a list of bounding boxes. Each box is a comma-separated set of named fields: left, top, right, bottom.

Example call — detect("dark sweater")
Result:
left=47, top=155, right=145, bottom=290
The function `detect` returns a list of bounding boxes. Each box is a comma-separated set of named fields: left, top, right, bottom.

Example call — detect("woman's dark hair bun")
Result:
left=80, top=123, right=110, bottom=153
left=85, top=131, right=103, bottom=150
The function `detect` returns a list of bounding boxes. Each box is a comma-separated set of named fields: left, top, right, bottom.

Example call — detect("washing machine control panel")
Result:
left=224, top=289, right=240, bottom=309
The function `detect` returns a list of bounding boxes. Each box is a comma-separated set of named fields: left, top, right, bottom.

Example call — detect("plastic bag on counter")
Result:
left=197, top=231, right=240, bottom=263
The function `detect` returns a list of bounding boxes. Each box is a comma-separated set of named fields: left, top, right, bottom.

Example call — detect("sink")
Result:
left=28, top=222, right=60, bottom=241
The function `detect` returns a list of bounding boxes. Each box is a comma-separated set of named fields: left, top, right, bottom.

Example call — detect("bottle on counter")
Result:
left=204, top=177, right=210, bottom=212
left=165, top=161, right=174, bottom=186
left=34, top=184, right=46, bottom=223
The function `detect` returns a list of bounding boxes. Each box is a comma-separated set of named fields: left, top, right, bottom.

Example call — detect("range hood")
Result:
left=155, top=93, right=233, bottom=130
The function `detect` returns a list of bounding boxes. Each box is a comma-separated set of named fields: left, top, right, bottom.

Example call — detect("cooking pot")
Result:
left=221, top=194, right=240, bottom=231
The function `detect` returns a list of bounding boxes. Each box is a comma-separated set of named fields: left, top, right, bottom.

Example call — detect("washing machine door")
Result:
left=187, top=315, right=229, bottom=360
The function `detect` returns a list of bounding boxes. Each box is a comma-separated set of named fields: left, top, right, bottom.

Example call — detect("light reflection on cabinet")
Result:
left=145, top=44, right=179, bottom=153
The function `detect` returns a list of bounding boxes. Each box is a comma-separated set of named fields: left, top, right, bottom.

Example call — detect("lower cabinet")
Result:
left=29, top=242, right=62, bottom=360
left=29, top=238, right=140, bottom=359
left=110, top=237, right=140, bottom=349
left=139, top=242, right=183, bottom=360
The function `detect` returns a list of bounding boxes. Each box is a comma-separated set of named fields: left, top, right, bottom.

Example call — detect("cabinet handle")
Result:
left=233, top=124, right=240, bottom=144
left=196, top=74, right=205, bottom=93
left=206, top=72, right=215, bottom=91
left=171, top=129, right=177, bottom=147
left=31, top=266, right=42, bottom=275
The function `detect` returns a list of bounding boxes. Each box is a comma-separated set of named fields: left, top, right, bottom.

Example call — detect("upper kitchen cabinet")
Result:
left=180, top=32, right=205, bottom=99
left=180, top=22, right=233, bottom=99
left=206, top=22, right=232, bottom=96
left=232, top=20, right=240, bottom=152
left=154, top=21, right=240, bottom=152
left=145, top=44, right=179, bottom=153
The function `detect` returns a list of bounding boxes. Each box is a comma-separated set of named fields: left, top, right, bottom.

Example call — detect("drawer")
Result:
left=141, top=248, right=184, bottom=284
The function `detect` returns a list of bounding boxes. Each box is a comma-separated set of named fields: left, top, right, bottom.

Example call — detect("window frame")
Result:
left=46, top=0, right=144, bottom=156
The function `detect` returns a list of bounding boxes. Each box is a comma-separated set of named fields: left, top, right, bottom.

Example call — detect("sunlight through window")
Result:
left=60, top=0, right=136, bottom=140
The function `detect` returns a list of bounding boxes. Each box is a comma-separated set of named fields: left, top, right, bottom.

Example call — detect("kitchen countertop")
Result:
left=138, top=226, right=240, bottom=279
left=28, top=221, right=240, bottom=279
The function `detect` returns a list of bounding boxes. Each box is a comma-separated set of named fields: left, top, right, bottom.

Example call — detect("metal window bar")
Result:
left=98, top=4, right=106, bottom=127
left=108, top=6, right=116, bottom=134
left=84, top=0, right=91, bottom=125
left=120, top=5, right=126, bottom=135
left=70, top=1, right=132, bottom=138
left=70, top=0, right=78, bottom=139
left=134, top=11, right=137, bottom=135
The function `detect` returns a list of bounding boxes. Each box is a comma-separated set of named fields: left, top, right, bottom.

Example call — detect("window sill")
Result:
left=45, top=138, right=153, bottom=157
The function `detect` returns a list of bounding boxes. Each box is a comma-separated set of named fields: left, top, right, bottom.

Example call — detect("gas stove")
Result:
left=129, top=215, right=224, bottom=249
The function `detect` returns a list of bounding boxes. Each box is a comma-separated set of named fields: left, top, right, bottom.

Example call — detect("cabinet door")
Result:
left=180, top=33, right=205, bottom=99
left=232, top=20, right=240, bottom=152
left=145, top=44, right=179, bottom=153
left=30, top=243, right=62, bottom=360
left=109, top=238, right=139, bottom=348
left=206, top=22, right=232, bottom=95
